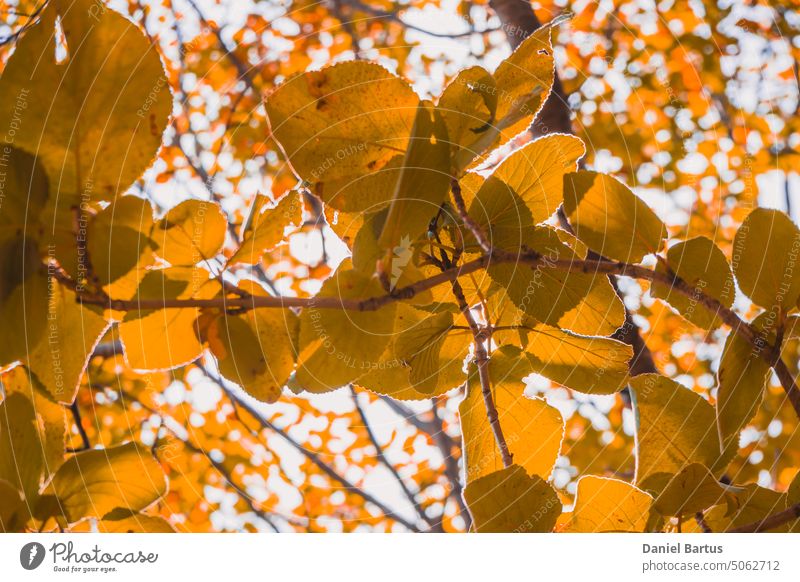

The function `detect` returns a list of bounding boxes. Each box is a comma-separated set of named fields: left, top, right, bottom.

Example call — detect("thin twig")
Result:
left=451, top=280, right=512, bottom=467
left=66, top=401, right=91, bottom=453
left=95, top=384, right=288, bottom=531
left=201, top=367, right=424, bottom=532
left=695, top=511, right=713, bottom=533
left=341, top=0, right=499, bottom=39
left=450, top=178, right=491, bottom=253
left=349, top=387, right=439, bottom=530
left=429, top=398, right=472, bottom=530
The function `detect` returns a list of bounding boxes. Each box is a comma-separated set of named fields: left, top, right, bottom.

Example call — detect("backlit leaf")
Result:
left=649, top=463, right=727, bottom=517
left=155, top=200, right=227, bottom=266
left=563, top=171, right=666, bottom=262
left=630, top=374, right=722, bottom=483
left=488, top=226, right=598, bottom=326
left=716, top=312, right=774, bottom=456
left=48, top=443, right=167, bottom=523
left=563, top=476, right=652, bottom=532
left=651, top=236, right=735, bottom=329
left=464, top=464, right=561, bottom=533
left=229, top=192, right=303, bottom=265
left=461, top=347, right=564, bottom=482
left=392, top=310, right=468, bottom=395
left=469, top=134, right=584, bottom=227
left=0, top=392, right=45, bottom=502
left=0, top=0, right=171, bottom=199
left=296, top=267, right=397, bottom=393
left=27, top=283, right=110, bottom=403
left=119, top=268, right=217, bottom=371
left=524, top=324, right=632, bottom=394
left=266, top=61, right=418, bottom=211
left=87, top=196, right=156, bottom=301
left=377, top=103, right=451, bottom=254
left=206, top=283, right=299, bottom=403
left=448, top=26, right=556, bottom=172
left=732, top=208, right=800, bottom=311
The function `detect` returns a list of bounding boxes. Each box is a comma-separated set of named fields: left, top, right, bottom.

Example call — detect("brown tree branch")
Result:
left=695, top=511, right=713, bottom=533
left=340, top=0, right=500, bottom=39
left=73, top=248, right=800, bottom=419
left=728, top=502, right=800, bottom=533
left=450, top=280, right=513, bottom=468
left=183, top=0, right=261, bottom=95
left=427, top=213, right=513, bottom=471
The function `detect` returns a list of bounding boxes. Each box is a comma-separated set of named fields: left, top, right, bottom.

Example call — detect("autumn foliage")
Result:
left=1, top=0, right=800, bottom=533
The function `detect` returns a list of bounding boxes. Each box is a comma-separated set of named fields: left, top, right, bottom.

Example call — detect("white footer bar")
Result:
left=1, top=533, right=798, bottom=581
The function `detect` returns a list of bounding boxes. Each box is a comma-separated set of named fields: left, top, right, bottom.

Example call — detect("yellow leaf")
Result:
left=48, top=443, right=166, bottom=523
left=208, top=283, right=299, bottom=403
left=154, top=200, right=227, bottom=266
left=377, top=103, right=451, bottom=254
left=0, top=146, right=48, bottom=245
left=324, top=207, right=363, bottom=250
left=88, top=196, right=156, bottom=301
left=0, top=392, right=45, bottom=502
left=556, top=277, right=626, bottom=336
left=0, top=240, right=49, bottom=365
left=356, top=306, right=466, bottom=400
left=296, top=267, right=396, bottom=393
left=651, top=236, right=735, bottom=329
left=716, top=312, right=773, bottom=456
left=438, top=66, right=497, bottom=166
left=630, top=374, right=722, bottom=483
left=447, top=26, right=556, bottom=173
left=563, top=171, right=666, bottom=262
left=3, top=367, right=67, bottom=481
left=119, top=268, right=217, bottom=371
left=27, top=282, right=109, bottom=404
left=461, top=347, right=564, bottom=482
left=391, top=310, right=469, bottom=394
left=0, top=146, right=50, bottom=364
left=229, top=191, right=302, bottom=265
left=94, top=513, right=176, bottom=533
left=470, top=134, right=585, bottom=226
left=464, top=464, right=561, bottom=532
left=706, top=484, right=791, bottom=532
left=732, top=208, right=800, bottom=311
left=266, top=61, right=418, bottom=211
left=649, top=463, right=727, bottom=517
left=0, top=0, right=171, bottom=199
left=524, top=324, right=632, bottom=394
left=0, top=479, right=28, bottom=532
left=563, top=475, right=652, bottom=532
left=488, top=226, right=599, bottom=326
